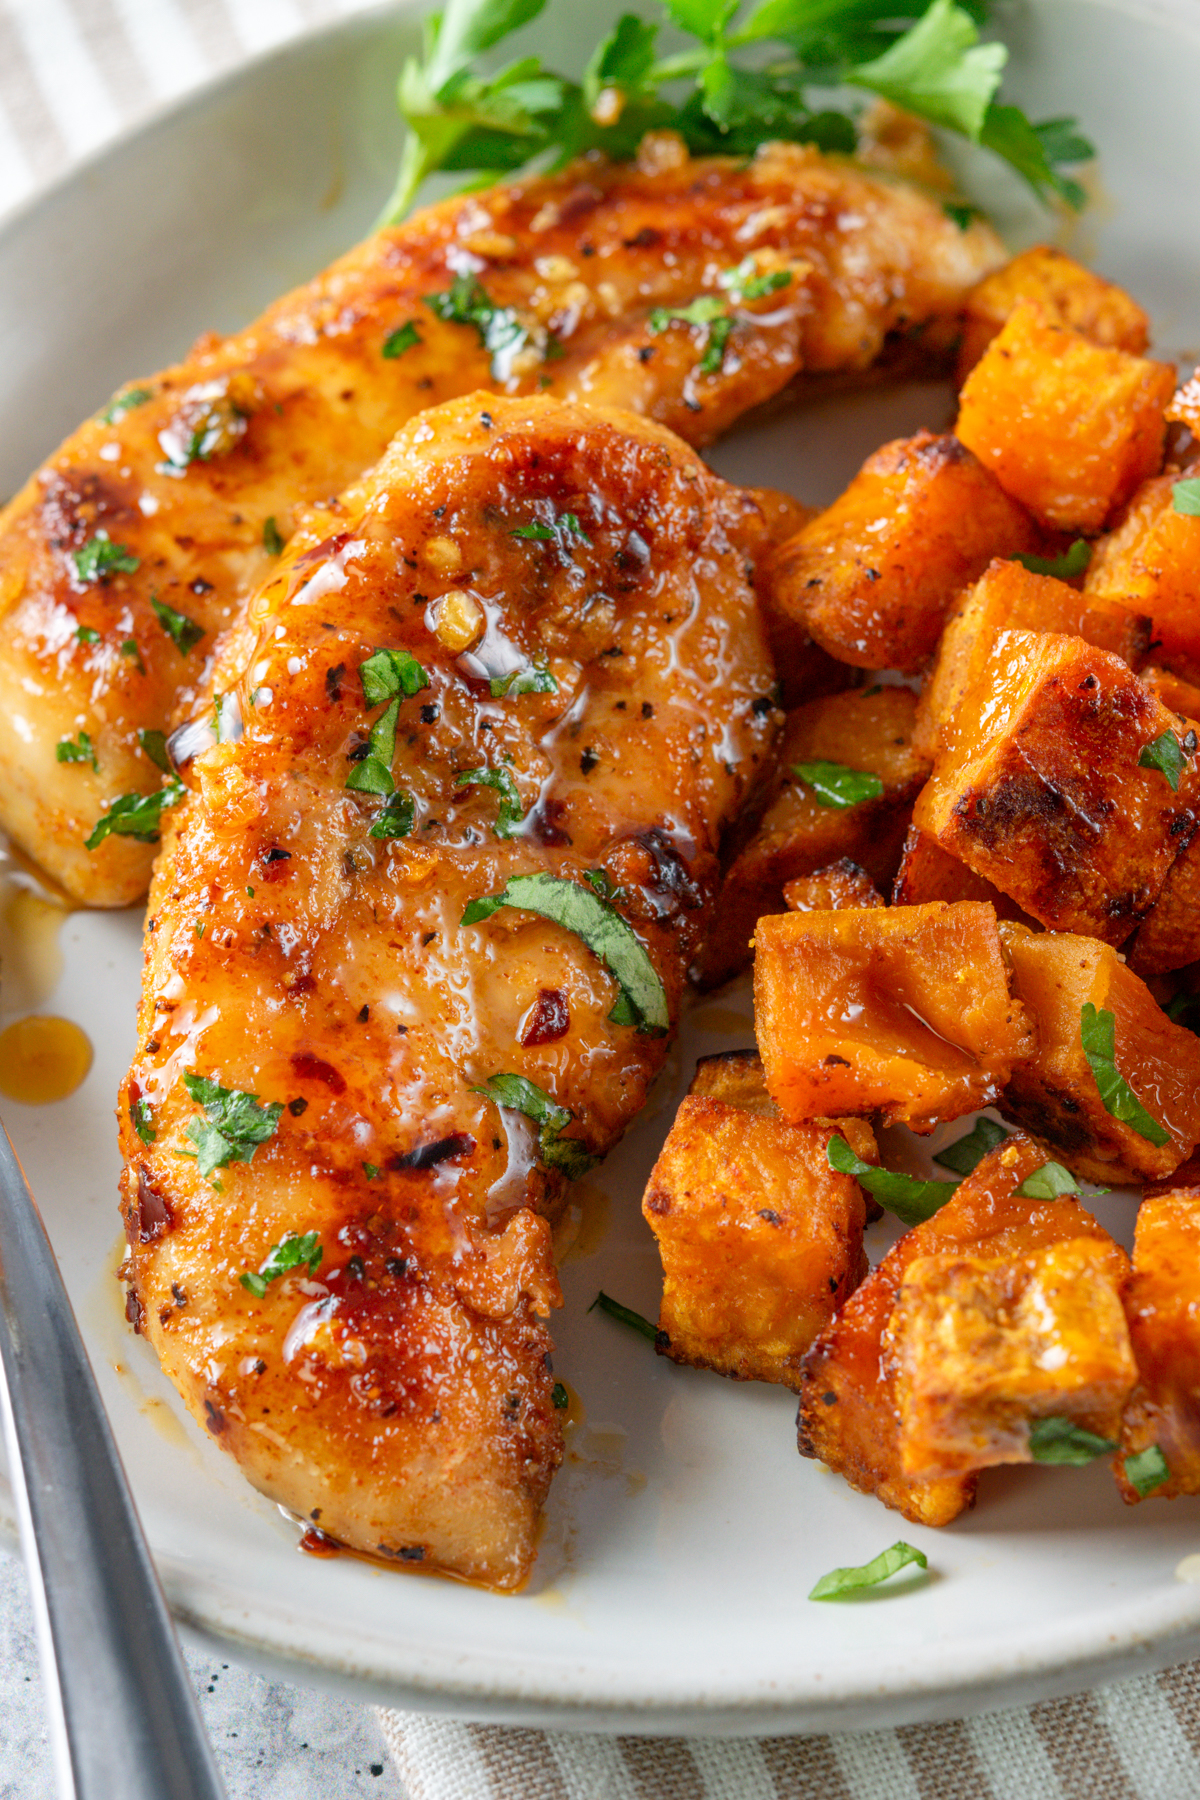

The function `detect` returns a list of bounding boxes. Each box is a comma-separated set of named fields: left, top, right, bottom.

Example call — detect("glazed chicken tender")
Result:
left=116, top=394, right=775, bottom=1588
left=0, top=138, right=1002, bottom=907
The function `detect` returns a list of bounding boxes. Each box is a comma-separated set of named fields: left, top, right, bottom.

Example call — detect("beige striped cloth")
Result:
left=5, top=2, right=1200, bottom=1794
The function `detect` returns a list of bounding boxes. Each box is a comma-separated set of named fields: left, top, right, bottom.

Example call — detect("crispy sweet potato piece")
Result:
left=913, top=557, right=1149, bottom=763
left=766, top=431, right=1041, bottom=673
left=644, top=1056, right=876, bottom=1387
left=783, top=858, right=883, bottom=912
left=890, top=824, right=1036, bottom=925
left=798, top=1132, right=1114, bottom=1524
left=754, top=901, right=1034, bottom=1131
left=1000, top=925, right=1200, bottom=1184
left=697, top=688, right=927, bottom=988
left=887, top=1236, right=1133, bottom=1479
left=956, top=303, right=1175, bottom=534
left=1084, top=474, right=1200, bottom=683
left=1116, top=1186, right=1200, bottom=1503
left=956, top=247, right=1150, bottom=385
left=914, top=630, right=1197, bottom=944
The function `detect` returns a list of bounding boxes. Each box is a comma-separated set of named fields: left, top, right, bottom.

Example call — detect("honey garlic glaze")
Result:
left=117, top=394, right=776, bottom=1589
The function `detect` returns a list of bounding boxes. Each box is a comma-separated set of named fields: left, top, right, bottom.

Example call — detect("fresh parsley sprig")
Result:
left=181, top=1072, right=285, bottom=1179
left=84, top=776, right=186, bottom=850
left=381, top=0, right=1094, bottom=224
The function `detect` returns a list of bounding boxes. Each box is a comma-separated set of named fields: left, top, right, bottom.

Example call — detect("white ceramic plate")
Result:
left=4, top=0, right=1200, bottom=1737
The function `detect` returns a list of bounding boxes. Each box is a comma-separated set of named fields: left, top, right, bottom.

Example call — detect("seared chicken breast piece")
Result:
left=0, top=137, right=1001, bottom=906
left=116, top=394, right=775, bottom=1588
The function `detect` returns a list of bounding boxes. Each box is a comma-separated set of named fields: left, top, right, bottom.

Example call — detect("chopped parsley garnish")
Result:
left=793, top=760, right=884, bottom=808
left=455, top=764, right=526, bottom=837
left=1012, top=539, right=1092, bottom=579
left=363, top=1162, right=381, bottom=1180
left=1014, top=1160, right=1081, bottom=1199
left=369, top=790, right=416, bottom=839
left=1080, top=1002, right=1170, bottom=1147
left=1139, top=727, right=1195, bottom=793
left=120, top=638, right=144, bottom=672
left=588, top=1290, right=661, bottom=1343
left=158, top=390, right=250, bottom=471
left=56, top=732, right=97, bottom=772
left=489, top=663, right=558, bottom=697
left=383, top=321, right=422, bottom=358
left=72, top=531, right=139, bottom=584
left=583, top=868, right=624, bottom=903
left=1027, top=1415, right=1115, bottom=1465
left=262, top=516, right=285, bottom=556
left=719, top=259, right=792, bottom=303
left=424, top=273, right=528, bottom=382
left=346, top=698, right=400, bottom=796
left=474, top=1072, right=595, bottom=1179
left=1166, top=992, right=1200, bottom=1036
left=944, top=201, right=980, bottom=230
left=84, top=776, right=185, bottom=850
left=359, top=646, right=431, bottom=704
left=827, top=1134, right=958, bottom=1227
left=462, top=870, right=668, bottom=1034
left=809, top=1541, right=928, bottom=1602
left=1124, top=1444, right=1170, bottom=1497
left=239, top=1230, right=322, bottom=1299
left=933, top=1116, right=1007, bottom=1175
left=150, top=594, right=205, bottom=657
left=181, top=1072, right=285, bottom=1181
left=131, top=1098, right=156, bottom=1146
left=648, top=296, right=734, bottom=375
left=1172, top=478, right=1200, bottom=516
left=552, top=1381, right=569, bottom=1409
left=138, top=728, right=172, bottom=773
left=99, top=384, right=153, bottom=423
left=511, top=510, right=590, bottom=544
left=76, top=624, right=100, bottom=645
left=381, top=0, right=1093, bottom=224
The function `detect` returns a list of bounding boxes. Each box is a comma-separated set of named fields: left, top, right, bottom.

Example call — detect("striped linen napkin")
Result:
left=4, top=4, right=1200, bottom=1796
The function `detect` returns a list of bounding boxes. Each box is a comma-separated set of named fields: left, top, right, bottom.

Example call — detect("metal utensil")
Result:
left=0, top=1118, right=228, bottom=1800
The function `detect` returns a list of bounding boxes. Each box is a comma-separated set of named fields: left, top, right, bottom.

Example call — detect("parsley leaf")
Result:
left=181, top=1072, right=285, bottom=1180
left=809, top=1541, right=928, bottom=1602
left=138, top=729, right=172, bottom=772
left=84, top=776, right=185, bottom=850
left=827, top=1133, right=958, bottom=1226
left=72, top=531, right=139, bottom=584
left=552, top=1381, right=570, bottom=1408
left=359, top=647, right=431, bottom=704
left=1028, top=1415, right=1115, bottom=1465
left=719, top=259, right=791, bottom=302
left=1166, top=992, right=1200, bottom=1036
left=455, top=763, right=526, bottom=836
left=151, top=594, right=205, bottom=657
left=490, top=662, right=558, bottom=697
left=1139, top=727, right=1195, bottom=793
left=369, top=789, right=416, bottom=839
left=474, top=1071, right=595, bottom=1177
left=588, top=1289, right=661, bottom=1342
left=1080, top=1002, right=1171, bottom=1147
left=383, top=321, right=423, bottom=358
left=511, top=510, right=590, bottom=544
left=793, top=760, right=884, bottom=808
left=56, top=732, right=98, bottom=772
left=131, top=1098, right=156, bottom=1146
left=933, top=1116, right=1007, bottom=1175
left=99, top=384, right=153, bottom=423
left=346, top=697, right=400, bottom=796
left=239, top=1229, right=322, bottom=1299
left=1172, top=478, right=1200, bottom=516
left=424, top=272, right=529, bottom=381
left=75, top=624, right=100, bottom=645
left=849, top=0, right=1005, bottom=138
left=1012, top=540, right=1092, bottom=579
left=461, top=870, right=668, bottom=1032
left=1014, top=1160, right=1081, bottom=1199
left=262, top=516, right=285, bottom=556
left=1124, top=1443, right=1170, bottom=1497
left=120, top=638, right=145, bottom=672
left=648, top=295, right=735, bottom=374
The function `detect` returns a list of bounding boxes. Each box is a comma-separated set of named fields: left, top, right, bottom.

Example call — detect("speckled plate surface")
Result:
left=3, top=0, right=1200, bottom=1736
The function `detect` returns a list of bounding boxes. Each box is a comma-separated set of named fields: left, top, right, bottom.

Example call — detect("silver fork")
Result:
left=0, top=1119, right=227, bottom=1800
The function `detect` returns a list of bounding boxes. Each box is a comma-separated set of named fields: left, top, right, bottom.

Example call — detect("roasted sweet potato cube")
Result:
left=783, top=859, right=883, bottom=913
left=643, top=1057, right=875, bottom=1386
left=887, top=1237, right=1133, bottom=1480
left=1127, top=677, right=1200, bottom=977
left=754, top=901, right=1034, bottom=1131
left=1000, top=925, right=1200, bottom=1185
left=914, top=630, right=1197, bottom=943
left=890, top=824, right=1036, bottom=926
left=697, top=688, right=927, bottom=988
left=914, top=557, right=1149, bottom=763
left=1116, top=1188, right=1200, bottom=1503
left=956, top=302, right=1175, bottom=534
left=1084, top=474, right=1200, bottom=683
left=766, top=431, right=1040, bottom=673
left=735, top=486, right=853, bottom=708
left=956, top=247, right=1149, bottom=385
left=798, top=1132, right=1115, bottom=1524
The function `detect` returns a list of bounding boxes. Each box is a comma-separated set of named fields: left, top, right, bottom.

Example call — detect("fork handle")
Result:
left=0, top=1120, right=227, bottom=1800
